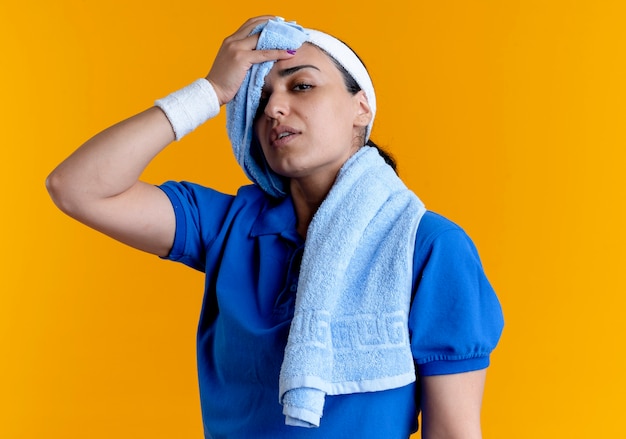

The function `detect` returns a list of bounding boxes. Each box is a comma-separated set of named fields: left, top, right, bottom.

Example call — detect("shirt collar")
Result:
left=250, top=192, right=299, bottom=239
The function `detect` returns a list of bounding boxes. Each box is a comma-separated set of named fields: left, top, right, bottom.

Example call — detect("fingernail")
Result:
left=286, top=49, right=296, bottom=55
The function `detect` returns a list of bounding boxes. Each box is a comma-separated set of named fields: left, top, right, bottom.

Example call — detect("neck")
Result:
left=287, top=144, right=363, bottom=237
left=290, top=176, right=335, bottom=238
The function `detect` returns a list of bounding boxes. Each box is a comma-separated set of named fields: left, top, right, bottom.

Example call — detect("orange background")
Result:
left=2, top=1, right=625, bottom=438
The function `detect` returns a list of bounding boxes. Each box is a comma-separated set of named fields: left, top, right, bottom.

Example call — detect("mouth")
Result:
left=270, top=126, right=300, bottom=146
left=277, top=131, right=293, bottom=140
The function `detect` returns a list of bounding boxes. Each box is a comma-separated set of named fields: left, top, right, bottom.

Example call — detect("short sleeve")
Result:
left=158, top=181, right=235, bottom=272
left=409, top=212, right=504, bottom=376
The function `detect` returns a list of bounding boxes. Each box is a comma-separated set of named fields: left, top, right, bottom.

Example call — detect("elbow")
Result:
left=45, top=168, right=81, bottom=217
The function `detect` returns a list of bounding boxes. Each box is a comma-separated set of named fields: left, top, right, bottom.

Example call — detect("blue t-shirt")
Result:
left=159, top=182, right=503, bottom=439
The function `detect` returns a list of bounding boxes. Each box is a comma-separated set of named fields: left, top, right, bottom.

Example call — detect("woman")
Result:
left=47, top=15, right=503, bottom=439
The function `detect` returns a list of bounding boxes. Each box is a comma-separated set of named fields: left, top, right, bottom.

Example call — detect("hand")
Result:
left=206, top=16, right=297, bottom=106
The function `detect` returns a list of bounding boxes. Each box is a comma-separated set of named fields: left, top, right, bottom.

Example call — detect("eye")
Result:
left=293, top=83, right=313, bottom=92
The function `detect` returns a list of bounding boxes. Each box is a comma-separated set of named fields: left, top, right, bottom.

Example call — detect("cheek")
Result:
left=253, top=120, right=268, bottom=145
left=321, top=102, right=357, bottom=140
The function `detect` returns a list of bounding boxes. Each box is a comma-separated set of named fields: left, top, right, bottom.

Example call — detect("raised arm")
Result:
left=46, top=15, right=295, bottom=256
left=46, top=107, right=178, bottom=256
left=420, top=369, right=487, bottom=439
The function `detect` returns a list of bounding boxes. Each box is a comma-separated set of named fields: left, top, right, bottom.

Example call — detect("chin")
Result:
left=266, top=159, right=307, bottom=178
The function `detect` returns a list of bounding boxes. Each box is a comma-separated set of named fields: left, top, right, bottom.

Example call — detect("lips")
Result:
left=270, top=125, right=300, bottom=145
left=277, top=131, right=293, bottom=140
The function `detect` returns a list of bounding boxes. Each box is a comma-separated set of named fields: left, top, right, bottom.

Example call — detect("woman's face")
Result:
left=254, top=43, right=371, bottom=185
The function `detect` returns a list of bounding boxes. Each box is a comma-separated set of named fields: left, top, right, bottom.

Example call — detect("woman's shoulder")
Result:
left=158, top=181, right=277, bottom=236
left=416, top=211, right=466, bottom=242
left=414, top=210, right=482, bottom=270
left=159, top=181, right=270, bottom=208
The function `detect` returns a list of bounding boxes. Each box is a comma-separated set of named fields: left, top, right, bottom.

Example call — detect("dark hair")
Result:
left=321, top=47, right=398, bottom=174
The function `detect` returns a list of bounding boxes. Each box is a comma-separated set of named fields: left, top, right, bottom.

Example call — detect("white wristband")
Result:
left=155, top=78, right=220, bottom=140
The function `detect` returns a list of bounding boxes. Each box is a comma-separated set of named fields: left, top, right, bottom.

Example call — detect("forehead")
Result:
left=266, top=43, right=339, bottom=79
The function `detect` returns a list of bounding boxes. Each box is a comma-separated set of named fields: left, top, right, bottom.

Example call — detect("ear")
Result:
left=352, top=90, right=372, bottom=128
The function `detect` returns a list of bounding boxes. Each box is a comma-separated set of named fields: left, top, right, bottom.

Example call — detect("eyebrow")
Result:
left=278, top=64, right=321, bottom=77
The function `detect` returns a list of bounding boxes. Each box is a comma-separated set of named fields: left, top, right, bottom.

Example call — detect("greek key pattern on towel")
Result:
left=288, top=310, right=409, bottom=352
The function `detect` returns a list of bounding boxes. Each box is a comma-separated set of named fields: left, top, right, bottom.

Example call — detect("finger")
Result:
left=222, top=17, right=269, bottom=52
left=248, top=48, right=298, bottom=65
left=231, top=15, right=275, bottom=39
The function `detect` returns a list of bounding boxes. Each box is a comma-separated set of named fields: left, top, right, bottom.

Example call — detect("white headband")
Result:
left=305, top=29, right=376, bottom=140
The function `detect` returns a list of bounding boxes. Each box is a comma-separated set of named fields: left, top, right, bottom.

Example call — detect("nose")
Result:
left=263, top=91, right=289, bottom=120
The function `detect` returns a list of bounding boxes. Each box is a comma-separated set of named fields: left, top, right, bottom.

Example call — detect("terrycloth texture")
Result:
left=224, top=17, right=417, bottom=428
left=226, top=18, right=377, bottom=198
left=226, top=18, right=308, bottom=198
left=156, top=78, right=220, bottom=140
left=279, top=146, right=426, bottom=427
